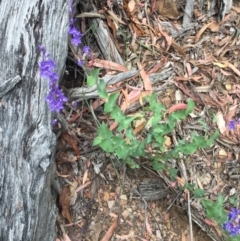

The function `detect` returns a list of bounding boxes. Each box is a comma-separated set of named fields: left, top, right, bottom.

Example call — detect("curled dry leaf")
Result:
left=92, top=58, right=128, bottom=72
left=137, top=62, right=152, bottom=93
left=59, top=186, right=73, bottom=223
left=60, top=132, right=80, bottom=158
left=195, top=22, right=213, bottom=43
left=216, top=111, right=227, bottom=134
left=168, top=103, right=187, bottom=114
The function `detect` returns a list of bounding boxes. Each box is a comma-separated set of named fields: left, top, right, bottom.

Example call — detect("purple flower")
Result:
left=69, top=19, right=82, bottom=46
left=39, top=45, right=68, bottom=112
left=52, top=119, right=58, bottom=125
left=223, top=208, right=240, bottom=236
left=46, top=85, right=68, bottom=112
left=83, top=46, right=90, bottom=54
left=77, top=59, right=83, bottom=67
left=228, top=120, right=236, bottom=130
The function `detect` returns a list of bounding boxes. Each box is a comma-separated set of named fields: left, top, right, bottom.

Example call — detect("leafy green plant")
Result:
left=90, top=77, right=218, bottom=175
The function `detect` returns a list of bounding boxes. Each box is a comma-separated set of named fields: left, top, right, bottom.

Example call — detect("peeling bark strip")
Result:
left=0, top=1, right=69, bottom=241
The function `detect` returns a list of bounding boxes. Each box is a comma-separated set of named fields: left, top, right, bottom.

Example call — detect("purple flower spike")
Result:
left=223, top=208, right=240, bottom=236
left=39, top=45, right=68, bottom=112
left=69, top=20, right=82, bottom=46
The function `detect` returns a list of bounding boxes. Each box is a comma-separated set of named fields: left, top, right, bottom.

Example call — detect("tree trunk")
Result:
left=0, top=1, right=68, bottom=240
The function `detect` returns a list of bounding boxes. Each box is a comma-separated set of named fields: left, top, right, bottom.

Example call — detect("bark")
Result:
left=0, top=1, right=69, bottom=240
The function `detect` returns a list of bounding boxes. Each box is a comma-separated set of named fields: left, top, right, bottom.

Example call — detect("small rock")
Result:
left=122, top=209, right=129, bottom=220
left=120, top=194, right=127, bottom=200
left=107, top=200, right=115, bottom=209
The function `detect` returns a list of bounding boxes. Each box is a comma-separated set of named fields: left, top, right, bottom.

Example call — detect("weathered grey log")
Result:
left=0, top=1, right=69, bottom=241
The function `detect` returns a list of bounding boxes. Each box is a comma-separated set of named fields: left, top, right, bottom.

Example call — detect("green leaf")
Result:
left=152, top=162, right=167, bottom=171
left=170, top=110, right=188, bottom=120
left=118, top=116, right=136, bottom=131
left=93, top=136, right=103, bottom=146
left=99, top=139, right=115, bottom=153
left=110, top=106, right=125, bottom=122
left=87, top=75, right=97, bottom=87
left=115, top=141, right=129, bottom=159
left=87, top=69, right=99, bottom=87
left=145, top=93, right=165, bottom=113
left=125, top=128, right=135, bottom=140
left=202, top=195, right=227, bottom=225
left=97, top=79, right=108, bottom=99
left=126, top=158, right=139, bottom=169
left=185, top=99, right=195, bottom=115
left=229, top=196, right=238, bottom=207
left=93, top=122, right=113, bottom=151
left=128, top=140, right=145, bottom=157
left=193, top=188, right=206, bottom=198
left=155, top=135, right=165, bottom=146
left=169, top=168, right=177, bottom=180
left=104, top=93, right=119, bottom=113
left=206, top=131, right=219, bottom=146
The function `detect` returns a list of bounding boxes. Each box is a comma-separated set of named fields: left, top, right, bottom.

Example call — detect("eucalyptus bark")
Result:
left=0, top=1, right=69, bottom=240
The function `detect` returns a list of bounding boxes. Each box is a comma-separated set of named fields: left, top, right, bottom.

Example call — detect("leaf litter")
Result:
left=55, top=0, right=240, bottom=241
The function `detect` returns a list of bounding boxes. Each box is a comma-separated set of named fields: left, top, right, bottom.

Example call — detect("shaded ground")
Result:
left=55, top=0, right=240, bottom=240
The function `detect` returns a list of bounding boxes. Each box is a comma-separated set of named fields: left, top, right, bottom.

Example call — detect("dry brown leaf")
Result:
left=100, top=218, right=118, bottom=241
left=59, top=186, right=72, bottom=223
left=56, top=171, right=70, bottom=178
left=147, top=57, right=167, bottom=75
left=225, top=103, right=238, bottom=124
left=75, top=181, right=91, bottom=193
left=168, top=103, right=187, bottom=114
left=63, top=234, right=71, bottom=241
left=157, top=21, right=172, bottom=49
left=104, top=13, right=117, bottom=39
left=107, top=10, right=126, bottom=25
left=207, top=22, right=220, bottom=32
left=216, top=111, right=227, bottom=134
left=82, top=170, right=88, bottom=185
left=103, top=192, right=110, bottom=201
left=195, top=22, right=214, bottom=43
left=110, top=121, right=118, bottom=131
left=92, top=58, right=128, bottom=72
left=164, top=136, right=171, bottom=149
left=171, top=41, right=187, bottom=59
left=128, top=0, right=135, bottom=12
left=137, top=62, right=152, bottom=92
left=155, top=0, right=179, bottom=19
left=228, top=62, right=240, bottom=76
left=232, top=6, right=240, bottom=13
left=133, top=120, right=146, bottom=135
left=181, top=231, right=186, bottom=241
left=145, top=214, right=153, bottom=236
left=61, top=132, right=80, bottom=158
left=92, top=99, right=105, bottom=110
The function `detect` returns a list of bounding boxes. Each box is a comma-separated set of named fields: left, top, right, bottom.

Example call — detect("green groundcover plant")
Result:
left=92, top=76, right=218, bottom=173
